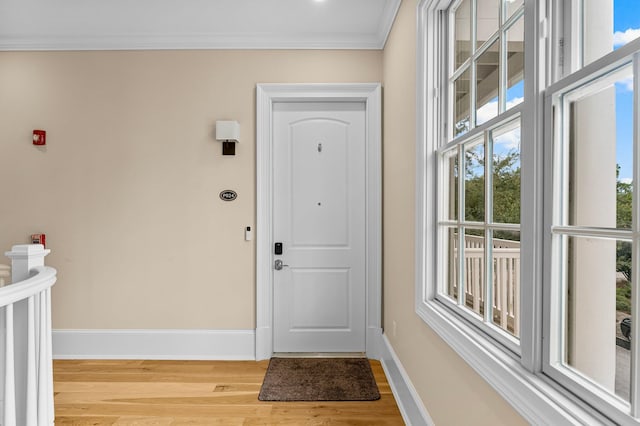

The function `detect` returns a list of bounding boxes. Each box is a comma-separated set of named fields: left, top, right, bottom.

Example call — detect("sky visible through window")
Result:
left=469, top=2, right=639, bottom=183
left=615, top=0, right=639, bottom=183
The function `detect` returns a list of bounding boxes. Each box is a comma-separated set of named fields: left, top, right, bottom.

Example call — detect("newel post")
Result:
left=4, top=244, right=51, bottom=425
left=5, top=244, right=51, bottom=283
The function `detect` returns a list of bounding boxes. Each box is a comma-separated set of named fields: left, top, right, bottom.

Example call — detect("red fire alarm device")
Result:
left=33, top=130, right=46, bottom=146
left=31, top=233, right=46, bottom=248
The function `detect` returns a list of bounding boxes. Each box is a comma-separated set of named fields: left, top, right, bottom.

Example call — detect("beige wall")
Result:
left=0, top=5, right=529, bottom=422
left=381, top=1, right=527, bottom=424
left=0, top=50, right=381, bottom=329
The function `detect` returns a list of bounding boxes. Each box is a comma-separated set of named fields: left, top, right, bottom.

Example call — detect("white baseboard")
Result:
left=378, top=333, right=434, bottom=426
left=53, top=329, right=255, bottom=360
left=53, top=328, right=433, bottom=424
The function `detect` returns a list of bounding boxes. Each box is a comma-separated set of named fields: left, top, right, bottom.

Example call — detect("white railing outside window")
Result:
left=449, top=234, right=520, bottom=336
left=0, top=245, right=57, bottom=426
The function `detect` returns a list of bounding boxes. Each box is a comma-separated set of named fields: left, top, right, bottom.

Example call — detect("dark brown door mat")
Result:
left=258, top=357, right=381, bottom=401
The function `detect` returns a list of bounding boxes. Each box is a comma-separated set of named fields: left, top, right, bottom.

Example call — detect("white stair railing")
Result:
left=0, top=245, right=57, bottom=426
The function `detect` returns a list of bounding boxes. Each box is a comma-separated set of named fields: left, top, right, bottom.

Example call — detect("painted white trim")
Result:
left=415, top=304, right=612, bottom=425
left=366, top=326, right=384, bottom=360
left=0, top=0, right=402, bottom=52
left=52, top=329, right=255, bottom=360
left=255, top=83, right=382, bottom=361
left=377, top=0, right=403, bottom=49
left=0, top=34, right=387, bottom=52
left=378, top=334, right=434, bottom=426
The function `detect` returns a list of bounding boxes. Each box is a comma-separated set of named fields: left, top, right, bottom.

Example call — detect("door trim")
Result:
left=256, top=83, right=382, bottom=360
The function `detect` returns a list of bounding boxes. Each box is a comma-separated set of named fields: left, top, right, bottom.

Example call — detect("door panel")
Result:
left=290, top=269, right=350, bottom=329
left=291, top=119, right=350, bottom=247
left=273, top=102, right=366, bottom=353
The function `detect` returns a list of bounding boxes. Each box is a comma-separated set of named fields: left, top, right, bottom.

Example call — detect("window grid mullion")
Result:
left=499, top=6, right=507, bottom=114
left=447, top=8, right=456, bottom=142
left=470, top=0, right=478, bottom=129
left=576, top=0, right=584, bottom=72
left=485, top=129, right=493, bottom=324
left=551, top=226, right=633, bottom=240
left=458, top=143, right=466, bottom=308
left=555, top=87, right=571, bottom=370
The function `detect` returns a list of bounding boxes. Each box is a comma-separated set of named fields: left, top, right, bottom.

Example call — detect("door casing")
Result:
left=256, top=83, right=382, bottom=360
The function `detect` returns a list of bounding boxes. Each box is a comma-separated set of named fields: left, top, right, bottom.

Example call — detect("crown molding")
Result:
left=0, top=33, right=388, bottom=51
left=377, top=0, right=402, bottom=49
left=0, top=0, right=402, bottom=51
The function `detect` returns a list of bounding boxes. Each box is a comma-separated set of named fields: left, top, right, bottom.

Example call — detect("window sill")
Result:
left=416, top=300, right=614, bottom=425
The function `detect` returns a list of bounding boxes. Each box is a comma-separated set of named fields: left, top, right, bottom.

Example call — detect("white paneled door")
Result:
left=273, top=102, right=366, bottom=353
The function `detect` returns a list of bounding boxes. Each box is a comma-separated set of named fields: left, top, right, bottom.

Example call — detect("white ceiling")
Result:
left=0, top=0, right=402, bottom=51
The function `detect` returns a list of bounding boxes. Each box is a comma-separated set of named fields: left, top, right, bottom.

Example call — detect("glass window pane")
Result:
left=443, top=227, right=460, bottom=302
left=476, top=40, right=500, bottom=126
left=463, top=228, right=486, bottom=318
left=505, top=0, right=523, bottom=22
left=443, top=150, right=459, bottom=221
left=566, top=66, right=634, bottom=229
left=506, top=17, right=524, bottom=109
left=476, top=0, right=500, bottom=49
left=613, top=0, right=640, bottom=49
left=464, top=140, right=485, bottom=222
left=454, top=68, right=472, bottom=137
left=454, top=0, right=472, bottom=70
left=564, top=236, right=631, bottom=402
left=583, top=0, right=640, bottom=67
left=491, top=230, right=520, bottom=337
left=492, top=121, right=520, bottom=224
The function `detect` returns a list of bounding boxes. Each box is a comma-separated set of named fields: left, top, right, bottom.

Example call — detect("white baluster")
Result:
left=500, top=258, right=508, bottom=331
left=514, top=257, right=521, bottom=336
left=38, top=289, right=52, bottom=426
left=4, top=303, right=16, bottom=426
left=26, top=296, right=37, bottom=426
left=473, top=257, right=480, bottom=313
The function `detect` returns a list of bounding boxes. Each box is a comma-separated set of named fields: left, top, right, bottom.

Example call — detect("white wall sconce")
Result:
left=216, top=120, right=240, bottom=155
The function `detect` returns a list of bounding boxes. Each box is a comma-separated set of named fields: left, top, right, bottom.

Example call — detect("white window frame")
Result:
left=434, top=0, right=525, bottom=350
left=543, top=38, right=640, bottom=425
left=435, top=119, right=523, bottom=354
left=416, top=0, right=629, bottom=423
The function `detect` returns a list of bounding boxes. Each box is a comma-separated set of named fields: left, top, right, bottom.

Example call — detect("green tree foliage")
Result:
left=617, top=165, right=633, bottom=229
left=617, top=165, right=633, bottom=282
left=616, top=165, right=633, bottom=314
left=617, top=281, right=632, bottom=314
left=463, top=149, right=520, bottom=236
left=464, top=149, right=485, bottom=223
left=493, top=152, right=521, bottom=225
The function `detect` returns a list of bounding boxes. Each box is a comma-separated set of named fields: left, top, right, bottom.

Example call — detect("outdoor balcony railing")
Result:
left=449, top=234, right=521, bottom=337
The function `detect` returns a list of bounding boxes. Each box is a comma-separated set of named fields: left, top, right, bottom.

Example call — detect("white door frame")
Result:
left=256, top=83, right=382, bottom=360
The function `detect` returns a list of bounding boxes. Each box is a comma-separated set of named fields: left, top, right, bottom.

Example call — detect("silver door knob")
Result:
left=274, top=259, right=289, bottom=270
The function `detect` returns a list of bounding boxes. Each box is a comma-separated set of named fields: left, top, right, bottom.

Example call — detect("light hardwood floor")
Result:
left=54, top=359, right=405, bottom=425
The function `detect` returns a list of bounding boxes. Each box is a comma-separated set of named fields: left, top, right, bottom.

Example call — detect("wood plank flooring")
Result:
left=54, top=359, right=405, bottom=425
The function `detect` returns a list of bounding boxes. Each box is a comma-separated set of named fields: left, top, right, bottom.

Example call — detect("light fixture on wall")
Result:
left=216, top=120, right=240, bottom=155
